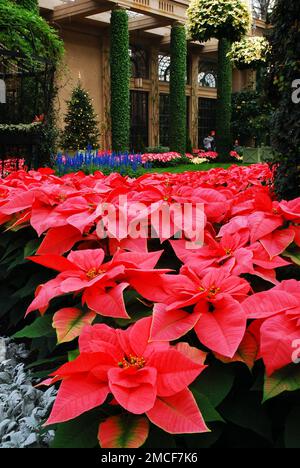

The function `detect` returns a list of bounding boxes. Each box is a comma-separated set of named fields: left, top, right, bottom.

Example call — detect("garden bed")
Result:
left=0, top=163, right=299, bottom=448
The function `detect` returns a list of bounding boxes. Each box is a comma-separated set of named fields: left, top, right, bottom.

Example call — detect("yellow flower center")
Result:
left=208, top=285, right=221, bottom=298
left=118, top=354, right=146, bottom=369
left=199, top=284, right=221, bottom=299
left=86, top=268, right=106, bottom=280
left=224, top=248, right=232, bottom=255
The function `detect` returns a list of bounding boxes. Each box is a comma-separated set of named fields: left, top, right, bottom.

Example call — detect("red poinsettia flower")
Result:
left=242, top=280, right=300, bottom=375
left=27, top=248, right=164, bottom=319
left=44, top=317, right=209, bottom=435
left=130, top=267, right=250, bottom=358
left=170, top=230, right=253, bottom=276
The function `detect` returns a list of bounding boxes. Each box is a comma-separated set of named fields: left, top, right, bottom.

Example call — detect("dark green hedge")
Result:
left=231, top=90, right=273, bottom=146
left=266, top=0, right=300, bottom=200
left=216, top=38, right=232, bottom=160
left=110, top=8, right=130, bottom=152
left=169, top=23, right=187, bottom=155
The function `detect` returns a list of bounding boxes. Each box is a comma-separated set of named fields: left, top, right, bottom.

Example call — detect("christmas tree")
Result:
left=61, top=83, right=100, bottom=151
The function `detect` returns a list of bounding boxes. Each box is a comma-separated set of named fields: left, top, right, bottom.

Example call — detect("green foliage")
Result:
left=267, top=0, right=300, bottom=199
left=187, top=1, right=249, bottom=160
left=263, top=365, right=300, bottom=402
left=216, top=38, right=232, bottom=160
left=0, top=0, right=63, bottom=164
left=191, top=361, right=235, bottom=407
left=221, top=391, right=272, bottom=442
left=38, top=104, right=60, bottom=167
left=145, top=146, right=170, bottom=154
left=186, top=135, right=193, bottom=154
left=169, top=23, right=187, bottom=155
left=231, top=90, right=273, bottom=146
left=0, top=0, right=63, bottom=66
left=51, top=410, right=101, bottom=448
left=61, top=84, right=100, bottom=151
left=0, top=122, right=42, bottom=134
left=0, top=229, right=51, bottom=337
left=16, top=0, right=38, bottom=13
left=13, top=316, right=54, bottom=339
left=187, top=0, right=250, bottom=43
left=110, top=8, right=130, bottom=152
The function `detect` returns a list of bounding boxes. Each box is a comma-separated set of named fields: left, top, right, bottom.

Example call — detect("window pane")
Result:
left=198, top=61, right=218, bottom=88
left=130, top=91, right=149, bottom=152
left=158, top=54, right=170, bottom=82
left=198, top=98, right=217, bottom=148
left=129, top=46, right=149, bottom=79
left=159, top=93, right=170, bottom=146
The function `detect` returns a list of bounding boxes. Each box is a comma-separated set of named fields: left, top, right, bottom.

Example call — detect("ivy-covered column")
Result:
left=110, top=6, right=130, bottom=152
left=187, top=0, right=250, bottom=160
left=216, top=37, right=232, bottom=160
left=16, top=0, right=38, bottom=13
left=169, top=22, right=187, bottom=154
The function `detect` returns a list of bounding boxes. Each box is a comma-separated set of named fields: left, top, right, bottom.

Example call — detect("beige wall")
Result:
left=56, top=29, right=102, bottom=140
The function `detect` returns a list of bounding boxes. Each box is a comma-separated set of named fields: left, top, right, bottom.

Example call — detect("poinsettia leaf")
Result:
left=263, top=364, right=300, bottom=402
left=191, top=388, right=224, bottom=423
left=242, top=289, right=299, bottom=319
left=37, top=225, right=82, bottom=256
left=51, top=409, right=101, bottom=448
left=283, top=250, right=300, bottom=266
left=260, top=228, right=295, bottom=258
left=13, top=315, right=54, bottom=339
left=221, top=392, right=272, bottom=442
left=98, top=415, right=149, bottom=448
left=25, top=355, right=67, bottom=370
left=68, top=349, right=80, bottom=361
left=191, top=361, right=235, bottom=407
left=53, top=307, right=96, bottom=344
left=146, top=389, right=209, bottom=434
left=24, top=239, right=41, bottom=258
left=214, top=326, right=259, bottom=370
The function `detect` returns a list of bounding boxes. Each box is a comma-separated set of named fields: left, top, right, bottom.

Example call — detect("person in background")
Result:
left=203, top=132, right=214, bottom=151
left=233, top=138, right=243, bottom=157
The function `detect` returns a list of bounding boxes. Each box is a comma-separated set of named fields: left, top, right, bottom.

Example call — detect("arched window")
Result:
left=198, top=61, right=218, bottom=88
left=129, top=46, right=149, bottom=79
left=158, top=54, right=170, bottom=82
